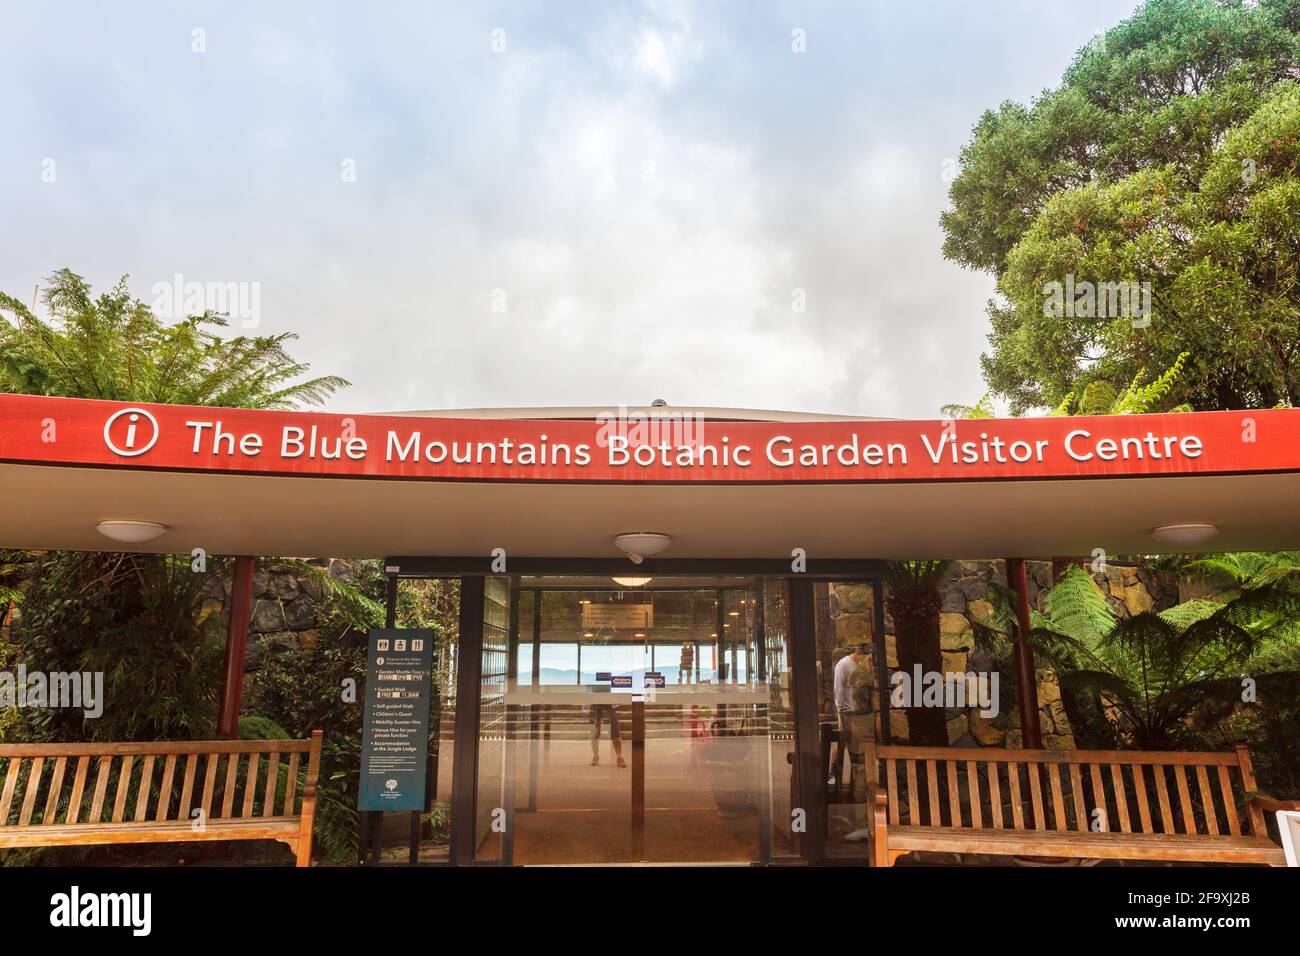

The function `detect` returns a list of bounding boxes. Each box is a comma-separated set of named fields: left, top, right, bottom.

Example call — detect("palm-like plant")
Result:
left=0, top=268, right=347, bottom=406
left=1012, top=566, right=1299, bottom=749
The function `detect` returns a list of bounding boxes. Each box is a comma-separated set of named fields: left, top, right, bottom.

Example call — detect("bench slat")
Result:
left=1089, top=764, right=1108, bottom=832
left=925, top=760, right=939, bottom=827
left=112, top=755, right=133, bottom=823
left=1154, top=765, right=1175, bottom=833
left=263, top=753, right=281, bottom=819
left=221, top=754, right=240, bottom=819
left=961, top=764, right=977, bottom=832
left=878, top=825, right=1284, bottom=865
left=243, top=754, right=261, bottom=818
left=1196, top=765, right=1218, bottom=836
left=283, top=753, right=300, bottom=815
left=0, top=739, right=313, bottom=758
left=1110, top=764, right=1131, bottom=833
left=89, top=757, right=112, bottom=824
left=988, top=762, right=1003, bottom=828
left=1173, top=765, right=1196, bottom=834
left=1068, top=763, right=1086, bottom=832
left=178, top=754, right=198, bottom=824
left=946, top=761, right=961, bottom=828
left=1132, top=764, right=1152, bottom=833
left=1007, top=762, right=1024, bottom=829
left=874, top=745, right=1238, bottom=766
left=156, top=755, right=177, bottom=822
left=1217, top=765, right=1241, bottom=836
left=0, top=758, right=21, bottom=825
left=134, top=756, right=155, bottom=822
left=886, top=759, right=899, bottom=826
left=201, top=753, right=220, bottom=822
left=42, top=757, right=67, bottom=826
left=1028, top=764, right=1046, bottom=831
left=67, top=756, right=89, bottom=825
left=1048, top=763, right=1066, bottom=831
left=19, top=757, right=44, bottom=826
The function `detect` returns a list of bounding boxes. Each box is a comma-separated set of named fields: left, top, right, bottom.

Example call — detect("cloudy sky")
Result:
left=1, top=0, right=1140, bottom=419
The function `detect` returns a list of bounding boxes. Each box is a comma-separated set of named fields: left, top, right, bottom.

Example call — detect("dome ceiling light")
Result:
left=613, top=532, right=672, bottom=565
left=96, top=520, right=168, bottom=544
left=611, top=576, right=652, bottom=588
left=1151, top=523, right=1219, bottom=547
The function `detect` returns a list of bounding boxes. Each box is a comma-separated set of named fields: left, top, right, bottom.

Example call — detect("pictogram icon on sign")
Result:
left=103, top=407, right=160, bottom=457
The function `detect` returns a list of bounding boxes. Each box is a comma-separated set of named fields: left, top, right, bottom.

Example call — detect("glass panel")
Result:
left=497, top=577, right=796, bottom=865
left=642, top=585, right=765, bottom=863
left=762, top=580, right=799, bottom=858
left=814, top=580, right=881, bottom=861
left=474, top=575, right=509, bottom=862
left=399, top=577, right=459, bottom=863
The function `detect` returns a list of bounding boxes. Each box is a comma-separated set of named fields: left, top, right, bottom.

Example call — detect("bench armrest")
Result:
left=1249, top=795, right=1300, bottom=813
left=862, top=781, right=889, bottom=867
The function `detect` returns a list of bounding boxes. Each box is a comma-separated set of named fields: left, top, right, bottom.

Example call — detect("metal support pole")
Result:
left=217, top=556, right=255, bottom=738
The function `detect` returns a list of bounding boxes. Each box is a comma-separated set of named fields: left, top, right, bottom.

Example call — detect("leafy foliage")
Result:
left=941, top=0, right=1300, bottom=412
left=2, top=551, right=229, bottom=742
left=0, top=268, right=347, bottom=406
left=948, top=352, right=1194, bottom=418
left=1011, top=565, right=1300, bottom=751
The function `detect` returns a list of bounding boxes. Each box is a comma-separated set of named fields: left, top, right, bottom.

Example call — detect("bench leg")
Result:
left=296, top=800, right=315, bottom=867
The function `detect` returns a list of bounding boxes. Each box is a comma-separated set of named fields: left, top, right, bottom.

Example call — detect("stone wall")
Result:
left=204, top=558, right=354, bottom=694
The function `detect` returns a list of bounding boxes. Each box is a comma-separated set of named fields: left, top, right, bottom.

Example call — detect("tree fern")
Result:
left=1042, top=566, right=1115, bottom=645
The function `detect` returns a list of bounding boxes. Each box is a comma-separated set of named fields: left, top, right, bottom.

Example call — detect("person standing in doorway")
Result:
left=831, top=644, right=869, bottom=793
left=590, top=703, right=626, bottom=767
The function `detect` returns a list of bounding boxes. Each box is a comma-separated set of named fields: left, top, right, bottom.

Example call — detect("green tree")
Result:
left=941, top=0, right=1300, bottom=413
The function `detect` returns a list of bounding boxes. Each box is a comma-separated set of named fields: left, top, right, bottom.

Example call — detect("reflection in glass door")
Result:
left=496, top=578, right=795, bottom=865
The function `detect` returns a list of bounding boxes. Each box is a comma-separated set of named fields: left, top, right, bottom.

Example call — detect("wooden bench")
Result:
left=0, top=732, right=322, bottom=866
left=867, top=743, right=1292, bottom=866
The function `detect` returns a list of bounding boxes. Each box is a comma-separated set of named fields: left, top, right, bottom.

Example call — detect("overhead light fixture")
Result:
left=611, top=576, right=652, bottom=588
left=613, top=532, right=672, bottom=565
left=1151, top=523, right=1219, bottom=546
left=96, top=520, right=168, bottom=544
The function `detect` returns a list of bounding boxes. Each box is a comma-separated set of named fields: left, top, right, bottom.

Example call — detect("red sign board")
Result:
left=1, top=393, right=1297, bottom=485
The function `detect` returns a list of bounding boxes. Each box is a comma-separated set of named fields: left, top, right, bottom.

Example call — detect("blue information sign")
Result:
left=359, top=629, right=434, bottom=812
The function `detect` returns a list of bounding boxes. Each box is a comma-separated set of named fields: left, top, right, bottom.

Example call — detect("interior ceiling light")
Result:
left=96, top=520, right=168, bottom=544
left=1151, top=523, right=1219, bottom=546
left=611, top=576, right=652, bottom=588
left=613, top=532, right=672, bottom=565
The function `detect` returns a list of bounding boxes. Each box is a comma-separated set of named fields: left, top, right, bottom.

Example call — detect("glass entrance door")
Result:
left=499, top=578, right=793, bottom=864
